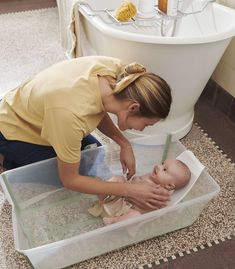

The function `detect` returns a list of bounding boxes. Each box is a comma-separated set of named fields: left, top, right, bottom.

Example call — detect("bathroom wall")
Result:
left=212, top=0, right=235, bottom=97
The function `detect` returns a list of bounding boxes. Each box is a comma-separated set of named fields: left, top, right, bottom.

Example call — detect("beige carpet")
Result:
left=0, top=7, right=234, bottom=269
left=0, top=7, right=66, bottom=98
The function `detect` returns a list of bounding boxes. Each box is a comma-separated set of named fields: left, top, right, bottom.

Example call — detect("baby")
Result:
left=88, top=159, right=191, bottom=225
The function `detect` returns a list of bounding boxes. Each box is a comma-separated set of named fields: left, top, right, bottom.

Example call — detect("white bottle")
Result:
left=138, top=0, right=156, bottom=18
left=167, top=0, right=179, bottom=17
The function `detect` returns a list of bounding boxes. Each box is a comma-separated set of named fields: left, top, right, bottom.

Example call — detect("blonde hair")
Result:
left=113, top=62, right=172, bottom=119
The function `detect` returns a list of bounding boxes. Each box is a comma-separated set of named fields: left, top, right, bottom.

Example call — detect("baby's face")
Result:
left=149, top=159, right=182, bottom=187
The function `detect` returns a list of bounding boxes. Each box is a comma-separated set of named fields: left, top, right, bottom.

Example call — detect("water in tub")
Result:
left=14, top=146, right=123, bottom=248
left=15, top=186, right=104, bottom=248
left=13, top=143, right=206, bottom=248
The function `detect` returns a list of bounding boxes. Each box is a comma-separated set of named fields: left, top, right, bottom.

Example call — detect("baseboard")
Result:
left=201, top=79, right=235, bottom=124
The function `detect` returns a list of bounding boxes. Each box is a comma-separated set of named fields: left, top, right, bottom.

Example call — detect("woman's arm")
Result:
left=97, top=113, right=135, bottom=178
left=57, top=158, right=170, bottom=210
left=58, top=158, right=129, bottom=196
left=97, top=113, right=129, bottom=148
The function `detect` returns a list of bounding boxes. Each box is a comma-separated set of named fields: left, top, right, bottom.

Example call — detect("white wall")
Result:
left=212, top=0, right=235, bottom=97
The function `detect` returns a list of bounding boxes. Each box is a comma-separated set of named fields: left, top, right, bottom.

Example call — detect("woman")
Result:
left=0, top=56, right=172, bottom=210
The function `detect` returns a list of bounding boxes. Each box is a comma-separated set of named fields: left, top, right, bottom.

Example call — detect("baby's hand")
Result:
left=164, top=183, right=175, bottom=191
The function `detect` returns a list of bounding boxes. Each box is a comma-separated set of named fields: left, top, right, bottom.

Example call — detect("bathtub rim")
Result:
left=78, top=2, right=235, bottom=45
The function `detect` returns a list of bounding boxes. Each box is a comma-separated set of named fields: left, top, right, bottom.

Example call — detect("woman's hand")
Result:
left=119, top=144, right=136, bottom=180
left=126, top=180, right=171, bottom=210
left=96, top=113, right=136, bottom=179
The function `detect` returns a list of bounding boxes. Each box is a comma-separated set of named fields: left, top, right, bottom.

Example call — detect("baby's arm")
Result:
left=103, top=209, right=141, bottom=225
left=97, top=175, right=126, bottom=201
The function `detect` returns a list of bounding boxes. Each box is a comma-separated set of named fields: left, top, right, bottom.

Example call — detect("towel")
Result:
left=169, top=150, right=205, bottom=205
left=56, top=0, right=132, bottom=58
left=88, top=196, right=133, bottom=218
left=56, top=0, right=82, bottom=58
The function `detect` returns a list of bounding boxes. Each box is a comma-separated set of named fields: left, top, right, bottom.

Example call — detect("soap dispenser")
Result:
left=158, top=0, right=179, bottom=16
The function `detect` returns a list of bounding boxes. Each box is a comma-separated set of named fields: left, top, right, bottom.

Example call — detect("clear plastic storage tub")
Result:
left=0, top=137, right=220, bottom=269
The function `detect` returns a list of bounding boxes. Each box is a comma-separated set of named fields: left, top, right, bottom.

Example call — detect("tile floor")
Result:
left=0, top=1, right=234, bottom=268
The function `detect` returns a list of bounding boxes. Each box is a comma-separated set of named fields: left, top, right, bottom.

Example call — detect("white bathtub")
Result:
left=77, top=0, right=235, bottom=141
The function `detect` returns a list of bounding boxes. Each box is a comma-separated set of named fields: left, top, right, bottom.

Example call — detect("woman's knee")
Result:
left=0, top=135, right=56, bottom=169
left=81, top=134, right=102, bottom=150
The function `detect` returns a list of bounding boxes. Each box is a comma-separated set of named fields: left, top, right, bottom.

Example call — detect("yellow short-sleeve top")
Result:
left=0, top=56, right=125, bottom=163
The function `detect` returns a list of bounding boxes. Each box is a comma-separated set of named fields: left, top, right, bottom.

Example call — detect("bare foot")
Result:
left=103, top=210, right=141, bottom=225
left=103, top=217, right=116, bottom=225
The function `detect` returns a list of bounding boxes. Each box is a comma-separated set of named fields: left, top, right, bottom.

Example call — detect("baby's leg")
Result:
left=103, top=209, right=141, bottom=225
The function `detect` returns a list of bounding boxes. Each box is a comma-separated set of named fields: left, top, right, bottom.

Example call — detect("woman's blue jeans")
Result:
left=0, top=132, right=102, bottom=170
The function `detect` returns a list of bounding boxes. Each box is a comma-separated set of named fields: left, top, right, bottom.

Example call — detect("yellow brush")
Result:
left=115, top=1, right=137, bottom=22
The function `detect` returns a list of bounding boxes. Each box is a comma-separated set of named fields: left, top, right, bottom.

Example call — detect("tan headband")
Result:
left=113, top=63, right=146, bottom=94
